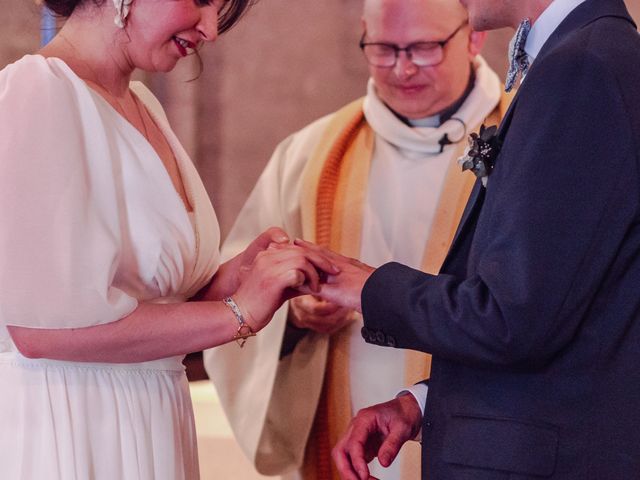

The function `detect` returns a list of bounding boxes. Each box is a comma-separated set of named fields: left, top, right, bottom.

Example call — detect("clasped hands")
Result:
left=221, top=227, right=373, bottom=335
left=288, top=238, right=377, bottom=335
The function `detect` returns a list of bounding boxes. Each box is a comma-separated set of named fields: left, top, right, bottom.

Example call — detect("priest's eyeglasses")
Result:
left=359, top=21, right=468, bottom=68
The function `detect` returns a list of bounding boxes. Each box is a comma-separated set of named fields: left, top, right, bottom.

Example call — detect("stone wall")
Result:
left=1, top=1, right=40, bottom=67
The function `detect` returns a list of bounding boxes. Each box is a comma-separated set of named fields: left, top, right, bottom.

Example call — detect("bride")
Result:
left=0, top=0, right=335, bottom=478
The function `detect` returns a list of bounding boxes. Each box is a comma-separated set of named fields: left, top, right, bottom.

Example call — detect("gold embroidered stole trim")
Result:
left=300, top=98, right=372, bottom=480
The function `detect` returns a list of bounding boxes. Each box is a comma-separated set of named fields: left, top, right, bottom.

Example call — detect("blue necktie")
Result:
left=505, top=18, right=531, bottom=92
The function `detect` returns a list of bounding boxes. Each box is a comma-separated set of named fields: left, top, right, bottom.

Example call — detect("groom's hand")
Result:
left=332, top=394, right=423, bottom=480
left=293, top=239, right=375, bottom=313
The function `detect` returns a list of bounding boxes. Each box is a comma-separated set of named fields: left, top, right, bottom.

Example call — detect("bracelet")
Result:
left=223, top=297, right=256, bottom=348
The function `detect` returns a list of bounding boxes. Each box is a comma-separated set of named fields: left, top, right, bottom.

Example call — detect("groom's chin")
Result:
left=461, top=0, right=516, bottom=32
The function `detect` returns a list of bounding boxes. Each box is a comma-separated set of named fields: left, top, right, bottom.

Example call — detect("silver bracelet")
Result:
left=223, top=297, right=256, bottom=348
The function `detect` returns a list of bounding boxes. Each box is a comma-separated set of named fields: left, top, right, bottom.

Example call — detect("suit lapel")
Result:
left=443, top=89, right=519, bottom=267
left=448, top=180, right=482, bottom=247
left=441, top=181, right=485, bottom=272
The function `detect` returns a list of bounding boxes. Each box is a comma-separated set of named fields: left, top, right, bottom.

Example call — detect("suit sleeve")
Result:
left=362, top=47, right=639, bottom=370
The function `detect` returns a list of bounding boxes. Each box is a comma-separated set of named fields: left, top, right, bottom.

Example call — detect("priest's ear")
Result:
left=467, top=30, right=487, bottom=59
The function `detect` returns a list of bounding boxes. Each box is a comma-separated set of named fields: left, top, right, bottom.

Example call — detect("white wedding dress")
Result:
left=0, top=55, right=220, bottom=479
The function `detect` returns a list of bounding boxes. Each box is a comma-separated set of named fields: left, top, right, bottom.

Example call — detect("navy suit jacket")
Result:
left=361, top=0, right=640, bottom=478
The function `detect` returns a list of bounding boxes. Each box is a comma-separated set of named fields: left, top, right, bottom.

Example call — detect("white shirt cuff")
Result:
left=397, top=383, right=428, bottom=416
left=396, top=383, right=428, bottom=442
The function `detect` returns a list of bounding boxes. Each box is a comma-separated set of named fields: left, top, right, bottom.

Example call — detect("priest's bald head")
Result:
left=361, top=0, right=486, bottom=119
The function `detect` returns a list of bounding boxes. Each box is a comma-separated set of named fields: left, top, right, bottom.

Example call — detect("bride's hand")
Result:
left=233, top=243, right=339, bottom=332
left=200, top=227, right=290, bottom=300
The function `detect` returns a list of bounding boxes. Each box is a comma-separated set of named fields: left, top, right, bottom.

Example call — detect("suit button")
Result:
left=376, top=331, right=385, bottom=344
left=386, top=335, right=396, bottom=347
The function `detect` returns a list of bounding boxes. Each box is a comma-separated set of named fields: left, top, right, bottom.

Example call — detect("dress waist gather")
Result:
left=0, top=351, right=186, bottom=373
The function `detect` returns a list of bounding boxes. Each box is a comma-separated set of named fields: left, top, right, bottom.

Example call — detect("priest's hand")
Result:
left=289, top=295, right=354, bottom=335
left=332, top=394, right=423, bottom=480
left=294, top=239, right=375, bottom=313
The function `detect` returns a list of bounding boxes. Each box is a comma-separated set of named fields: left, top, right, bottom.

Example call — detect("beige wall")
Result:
left=1, top=1, right=40, bottom=66
left=3, top=0, right=639, bottom=237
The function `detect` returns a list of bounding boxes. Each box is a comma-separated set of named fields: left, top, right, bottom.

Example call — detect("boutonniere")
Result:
left=458, top=124, right=502, bottom=187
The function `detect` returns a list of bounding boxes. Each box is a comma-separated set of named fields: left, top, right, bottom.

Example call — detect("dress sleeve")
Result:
left=0, top=56, right=138, bottom=329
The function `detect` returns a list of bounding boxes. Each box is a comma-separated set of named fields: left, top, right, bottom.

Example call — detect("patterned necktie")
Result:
left=505, top=18, right=531, bottom=92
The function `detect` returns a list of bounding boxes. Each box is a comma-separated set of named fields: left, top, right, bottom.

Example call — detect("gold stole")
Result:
left=299, top=94, right=511, bottom=480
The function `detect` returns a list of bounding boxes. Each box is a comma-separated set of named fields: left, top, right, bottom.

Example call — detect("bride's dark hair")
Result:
left=43, top=0, right=254, bottom=33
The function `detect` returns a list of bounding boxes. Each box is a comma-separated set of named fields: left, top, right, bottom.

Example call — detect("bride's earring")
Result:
left=113, top=0, right=134, bottom=28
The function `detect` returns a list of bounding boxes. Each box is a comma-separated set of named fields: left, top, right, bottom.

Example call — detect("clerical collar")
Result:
left=392, top=66, right=476, bottom=128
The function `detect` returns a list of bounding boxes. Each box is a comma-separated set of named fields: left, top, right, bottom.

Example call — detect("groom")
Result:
left=303, top=0, right=640, bottom=478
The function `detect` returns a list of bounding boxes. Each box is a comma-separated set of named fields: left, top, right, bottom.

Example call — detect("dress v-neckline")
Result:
left=37, top=55, right=195, bottom=216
